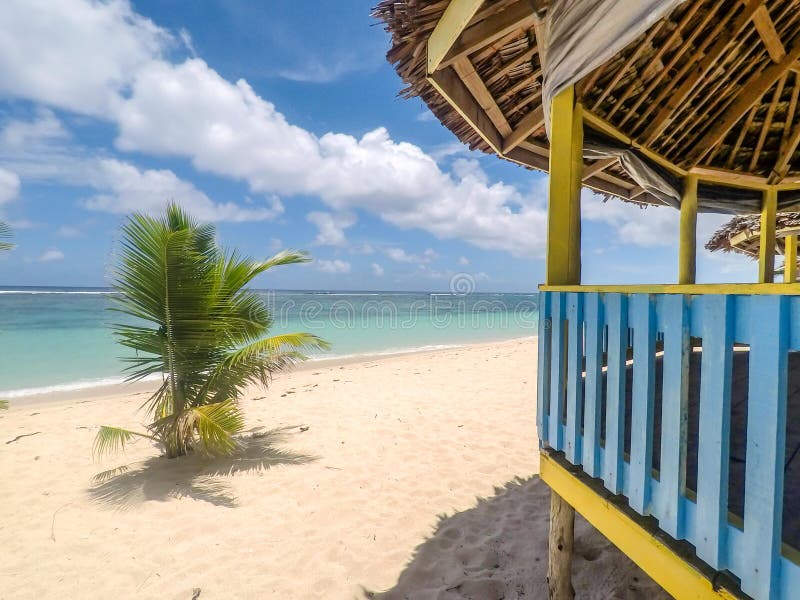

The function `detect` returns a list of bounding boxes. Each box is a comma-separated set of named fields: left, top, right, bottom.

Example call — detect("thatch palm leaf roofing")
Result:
left=373, top=0, right=800, bottom=213
left=705, top=211, right=800, bottom=257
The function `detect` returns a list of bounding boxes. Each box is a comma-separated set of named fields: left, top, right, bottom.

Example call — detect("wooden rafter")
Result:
left=604, top=0, right=705, bottom=120
left=774, top=122, right=800, bottom=179
left=582, top=157, right=618, bottom=181
left=640, top=0, right=762, bottom=145
left=452, top=56, right=512, bottom=136
left=751, top=3, right=786, bottom=62
left=440, top=0, right=535, bottom=69
left=484, top=46, right=536, bottom=88
left=426, top=0, right=484, bottom=74
left=428, top=66, right=504, bottom=154
left=726, top=104, right=760, bottom=169
left=686, top=34, right=800, bottom=167
left=620, top=0, right=726, bottom=130
left=662, top=32, right=765, bottom=157
left=781, top=73, right=800, bottom=151
left=591, top=21, right=666, bottom=112
left=749, top=73, right=786, bottom=171
left=502, top=106, right=544, bottom=153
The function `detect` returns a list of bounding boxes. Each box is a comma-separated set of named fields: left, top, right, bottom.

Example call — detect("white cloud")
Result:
left=582, top=190, right=677, bottom=248
left=371, top=262, right=384, bottom=277
left=84, top=159, right=284, bottom=222
left=57, top=225, right=81, bottom=237
left=384, top=247, right=438, bottom=264
left=307, top=211, right=356, bottom=246
left=38, top=248, right=64, bottom=262
left=178, top=28, right=196, bottom=57
left=268, top=237, right=283, bottom=251
left=316, top=258, right=351, bottom=274
left=277, top=55, right=365, bottom=84
left=0, top=167, right=20, bottom=205
left=0, top=114, right=283, bottom=223
left=0, top=0, right=171, bottom=116
left=458, top=256, right=470, bottom=266
left=0, top=0, right=550, bottom=257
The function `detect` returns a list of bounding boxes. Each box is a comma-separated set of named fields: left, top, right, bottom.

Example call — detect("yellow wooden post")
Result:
left=545, top=85, right=583, bottom=600
left=546, top=86, right=583, bottom=286
left=785, top=235, right=798, bottom=283
left=678, top=174, right=699, bottom=284
left=759, top=187, right=777, bottom=283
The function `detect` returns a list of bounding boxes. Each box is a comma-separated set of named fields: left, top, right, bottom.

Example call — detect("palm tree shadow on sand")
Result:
left=364, top=476, right=669, bottom=600
left=88, top=426, right=316, bottom=509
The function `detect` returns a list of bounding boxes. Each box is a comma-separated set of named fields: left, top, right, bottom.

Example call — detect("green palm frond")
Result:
left=93, top=426, right=155, bottom=458
left=0, top=221, right=13, bottom=252
left=190, top=400, right=245, bottom=456
left=0, top=399, right=8, bottom=410
left=101, top=203, right=328, bottom=460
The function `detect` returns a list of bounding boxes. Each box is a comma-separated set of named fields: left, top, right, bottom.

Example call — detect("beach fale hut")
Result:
left=375, top=1, right=800, bottom=598
left=707, top=213, right=800, bottom=279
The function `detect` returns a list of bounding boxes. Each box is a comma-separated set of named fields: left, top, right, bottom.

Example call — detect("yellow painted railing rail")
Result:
left=541, top=452, right=740, bottom=600
left=539, top=283, right=800, bottom=295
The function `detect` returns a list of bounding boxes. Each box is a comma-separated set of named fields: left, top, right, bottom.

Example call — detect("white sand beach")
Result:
left=0, top=338, right=665, bottom=599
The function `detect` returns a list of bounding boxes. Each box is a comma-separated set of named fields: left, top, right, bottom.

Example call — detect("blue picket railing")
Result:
left=537, top=290, right=799, bottom=600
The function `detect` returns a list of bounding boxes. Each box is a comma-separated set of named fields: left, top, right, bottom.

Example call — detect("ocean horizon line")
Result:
left=0, top=285, right=539, bottom=296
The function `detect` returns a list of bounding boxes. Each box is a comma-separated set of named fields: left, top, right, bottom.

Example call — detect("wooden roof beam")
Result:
left=452, top=56, right=513, bottom=136
left=427, top=0, right=485, bottom=74
left=502, top=106, right=544, bottom=153
left=774, top=123, right=800, bottom=180
left=751, top=3, right=786, bottom=62
left=439, top=1, right=535, bottom=70
left=687, top=34, right=800, bottom=167
left=641, top=0, right=763, bottom=145
left=582, top=157, right=618, bottom=181
left=428, top=66, right=504, bottom=154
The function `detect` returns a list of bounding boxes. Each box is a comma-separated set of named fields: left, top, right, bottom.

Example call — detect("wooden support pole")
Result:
left=546, top=86, right=583, bottom=285
left=759, top=187, right=777, bottom=283
left=545, top=85, right=581, bottom=600
left=785, top=235, right=798, bottom=283
left=547, top=490, right=575, bottom=600
left=678, top=174, right=699, bottom=284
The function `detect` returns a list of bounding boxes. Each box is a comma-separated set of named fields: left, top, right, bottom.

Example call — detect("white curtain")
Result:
left=540, top=0, right=686, bottom=138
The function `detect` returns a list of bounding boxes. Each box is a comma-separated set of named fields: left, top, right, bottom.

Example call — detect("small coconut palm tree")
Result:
left=94, top=204, right=328, bottom=459
left=0, top=221, right=12, bottom=252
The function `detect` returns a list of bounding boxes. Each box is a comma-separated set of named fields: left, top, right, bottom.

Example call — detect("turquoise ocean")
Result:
left=0, top=287, right=539, bottom=397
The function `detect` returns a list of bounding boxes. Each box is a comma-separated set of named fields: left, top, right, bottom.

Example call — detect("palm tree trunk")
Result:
left=166, top=378, right=187, bottom=459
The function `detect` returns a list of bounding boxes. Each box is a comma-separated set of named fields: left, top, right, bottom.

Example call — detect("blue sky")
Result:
left=0, top=0, right=756, bottom=291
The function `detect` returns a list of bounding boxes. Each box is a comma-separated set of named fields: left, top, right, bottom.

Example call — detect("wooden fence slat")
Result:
left=565, top=293, right=584, bottom=464
left=741, top=295, right=789, bottom=599
left=657, top=294, right=689, bottom=539
left=537, top=292, right=552, bottom=445
left=630, top=294, right=656, bottom=514
left=604, top=293, right=628, bottom=494
left=582, top=293, right=604, bottom=477
left=696, top=295, right=734, bottom=569
left=549, top=292, right=566, bottom=450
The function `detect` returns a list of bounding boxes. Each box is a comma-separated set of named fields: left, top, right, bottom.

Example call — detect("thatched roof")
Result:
left=373, top=0, right=800, bottom=212
left=705, top=211, right=800, bottom=257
